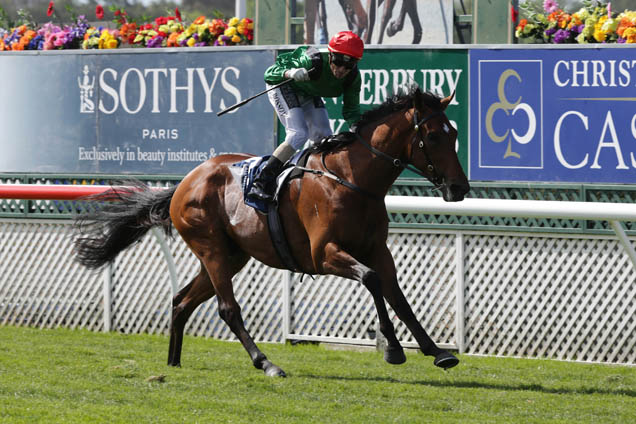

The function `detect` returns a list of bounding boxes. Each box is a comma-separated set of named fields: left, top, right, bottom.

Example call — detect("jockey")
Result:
left=247, top=30, right=364, bottom=203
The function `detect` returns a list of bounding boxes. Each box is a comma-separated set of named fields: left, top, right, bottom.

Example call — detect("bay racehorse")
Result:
left=73, top=86, right=469, bottom=377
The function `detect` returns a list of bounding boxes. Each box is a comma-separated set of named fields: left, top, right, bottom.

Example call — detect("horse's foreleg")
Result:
left=168, top=263, right=215, bottom=367
left=375, top=246, right=459, bottom=369
left=378, top=0, right=397, bottom=43
left=204, top=257, right=286, bottom=377
left=406, top=0, right=422, bottom=44
left=365, top=0, right=376, bottom=44
left=320, top=242, right=406, bottom=365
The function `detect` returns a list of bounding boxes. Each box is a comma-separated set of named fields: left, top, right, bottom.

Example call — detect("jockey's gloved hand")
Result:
left=285, top=68, right=310, bottom=81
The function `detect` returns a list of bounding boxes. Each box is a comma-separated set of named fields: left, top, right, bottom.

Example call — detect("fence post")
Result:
left=102, top=263, right=113, bottom=332
left=455, top=233, right=465, bottom=353
left=150, top=227, right=179, bottom=296
left=282, top=270, right=292, bottom=341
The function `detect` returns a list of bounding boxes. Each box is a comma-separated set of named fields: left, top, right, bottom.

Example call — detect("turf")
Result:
left=0, top=326, right=633, bottom=423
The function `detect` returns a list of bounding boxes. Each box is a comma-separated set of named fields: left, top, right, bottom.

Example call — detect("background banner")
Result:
left=470, top=48, right=636, bottom=184
left=304, top=0, right=453, bottom=45
left=278, top=47, right=469, bottom=177
left=0, top=49, right=276, bottom=175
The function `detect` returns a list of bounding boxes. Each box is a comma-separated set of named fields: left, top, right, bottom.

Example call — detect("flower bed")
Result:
left=515, top=0, right=636, bottom=43
left=0, top=3, right=254, bottom=51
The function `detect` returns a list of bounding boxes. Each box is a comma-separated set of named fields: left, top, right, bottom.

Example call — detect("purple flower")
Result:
left=28, top=35, right=44, bottom=50
left=147, top=36, right=164, bottom=48
left=545, top=27, right=557, bottom=37
left=553, top=29, right=570, bottom=43
left=617, top=38, right=626, bottom=43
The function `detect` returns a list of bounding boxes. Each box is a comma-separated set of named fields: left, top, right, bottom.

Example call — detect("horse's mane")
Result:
left=356, top=85, right=442, bottom=130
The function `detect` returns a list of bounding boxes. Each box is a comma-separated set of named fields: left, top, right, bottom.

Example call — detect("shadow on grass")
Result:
left=296, top=373, right=636, bottom=398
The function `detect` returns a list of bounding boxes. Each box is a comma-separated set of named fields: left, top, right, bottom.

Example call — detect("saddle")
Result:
left=233, top=149, right=312, bottom=272
left=233, top=132, right=356, bottom=272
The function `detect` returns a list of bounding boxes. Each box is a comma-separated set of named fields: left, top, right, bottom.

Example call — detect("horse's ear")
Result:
left=440, top=91, right=455, bottom=111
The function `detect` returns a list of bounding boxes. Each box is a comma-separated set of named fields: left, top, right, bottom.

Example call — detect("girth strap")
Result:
left=267, top=202, right=302, bottom=272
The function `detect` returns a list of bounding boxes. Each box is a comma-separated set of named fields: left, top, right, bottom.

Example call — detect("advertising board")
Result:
left=0, top=48, right=276, bottom=175
left=471, top=47, right=636, bottom=184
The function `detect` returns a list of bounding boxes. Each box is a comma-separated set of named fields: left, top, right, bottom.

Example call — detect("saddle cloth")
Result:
left=233, top=149, right=310, bottom=214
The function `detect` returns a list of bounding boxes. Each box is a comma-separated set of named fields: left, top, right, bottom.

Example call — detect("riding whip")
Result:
left=216, top=67, right=314, bottom=117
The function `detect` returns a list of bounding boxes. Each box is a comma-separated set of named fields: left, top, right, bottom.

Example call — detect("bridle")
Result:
left=304, top=102, right=447, bottom=200
left=354, top=103, right=445, bottom=188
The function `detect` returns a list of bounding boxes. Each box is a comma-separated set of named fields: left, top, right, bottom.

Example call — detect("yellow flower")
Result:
left=106, top=39, right=119, bottom=49
left=187, top=37, right=196, bottom=47
left=624, top=27, right=636, bottom=43
left=593, top=28, right=606, bottom=42
left=228, top=17, right=239, bottom=27
left=225, top=27, right=237, bottom=37
left=232, top=35, right=241, bottom=43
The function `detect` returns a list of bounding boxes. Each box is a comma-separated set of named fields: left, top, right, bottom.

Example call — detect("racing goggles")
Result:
left=329, top=52, right=358, bottom=69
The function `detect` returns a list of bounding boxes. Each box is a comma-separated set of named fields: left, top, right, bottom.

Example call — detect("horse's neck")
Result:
left=345, top=110, right=413, bottom=196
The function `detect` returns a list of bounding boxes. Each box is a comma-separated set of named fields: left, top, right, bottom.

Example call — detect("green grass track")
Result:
left=0, top=326, right=634, bottom=423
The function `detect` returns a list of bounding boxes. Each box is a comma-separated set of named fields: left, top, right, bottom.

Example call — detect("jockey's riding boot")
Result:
left=247, top=156, right=283, bottom=202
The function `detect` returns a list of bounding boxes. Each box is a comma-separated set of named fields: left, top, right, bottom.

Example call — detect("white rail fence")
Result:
left=0, top=195, right=634, bottom=365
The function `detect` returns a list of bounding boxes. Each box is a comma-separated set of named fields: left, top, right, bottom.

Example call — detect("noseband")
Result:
left=354, top=105, right=445, bottom=187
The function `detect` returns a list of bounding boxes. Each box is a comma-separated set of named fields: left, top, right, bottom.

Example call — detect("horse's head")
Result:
left=407, top=89, right=470, bottom=202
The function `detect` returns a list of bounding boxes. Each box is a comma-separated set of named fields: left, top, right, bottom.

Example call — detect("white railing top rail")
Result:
left=385, top=196, right=636, bottom=222
left=385, top=196, right=636, bottom=271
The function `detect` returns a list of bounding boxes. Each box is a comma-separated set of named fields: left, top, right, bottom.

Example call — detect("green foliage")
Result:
left=0, top=6, right=12, bottom=29
left=0, top=326, right=634, bottom=423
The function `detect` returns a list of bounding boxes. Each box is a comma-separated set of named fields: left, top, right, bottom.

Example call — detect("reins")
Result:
left=295, top=156, right=382, bottom=200
left=296, top=104, right=446, bottom=199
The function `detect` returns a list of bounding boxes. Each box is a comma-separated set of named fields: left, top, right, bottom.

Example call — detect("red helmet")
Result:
left=328, top=31, right=364, bottom=60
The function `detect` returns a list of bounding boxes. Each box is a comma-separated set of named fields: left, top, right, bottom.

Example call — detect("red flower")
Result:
left=47, top=1, right=54, bottom=17
left=175, top=7, right=182, bottom=22
left=155, top=16, right=168, bottom=26
left=510, top=6, right=519, bottom=23
left=115, top=10, right=121, bottom=17
left=96, top=5, right=104, bottom=20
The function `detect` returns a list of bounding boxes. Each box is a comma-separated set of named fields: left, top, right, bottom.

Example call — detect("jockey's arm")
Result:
left=264, top=47, right=315, bottom=85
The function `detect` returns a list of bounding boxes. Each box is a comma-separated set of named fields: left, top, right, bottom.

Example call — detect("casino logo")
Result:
left=478, top=60, right=542, bottom=169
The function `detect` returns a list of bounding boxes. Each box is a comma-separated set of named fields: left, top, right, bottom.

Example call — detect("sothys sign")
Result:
left=471, top=47, right=636, bottom=184
left=0, top=49, right=276, bottom=175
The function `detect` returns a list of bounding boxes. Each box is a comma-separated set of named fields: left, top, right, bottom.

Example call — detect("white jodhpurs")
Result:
left=266, top=83, right=332, bottom=150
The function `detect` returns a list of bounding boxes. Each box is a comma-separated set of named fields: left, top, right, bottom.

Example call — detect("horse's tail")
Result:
left=73, top=180, right=177, bottom=269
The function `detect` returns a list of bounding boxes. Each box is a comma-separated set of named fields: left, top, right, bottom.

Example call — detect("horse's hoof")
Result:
left=387, top=22, right=399, bottom=37
left=264, top=365, right=287, bottom=378
left=384, top=345, right=407, bottom=365
left=434, top=351, right=459, bottom=370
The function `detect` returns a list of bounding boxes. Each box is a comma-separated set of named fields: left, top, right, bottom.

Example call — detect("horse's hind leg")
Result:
left=168, top=262, right=216, bottom=366
left=199, top=241, right=285, bottom=377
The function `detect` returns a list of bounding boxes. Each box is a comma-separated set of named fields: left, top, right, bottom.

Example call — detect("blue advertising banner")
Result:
left=470, top=47, right=636, bottom=184
left=0, top=48, right=276, bottom=175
